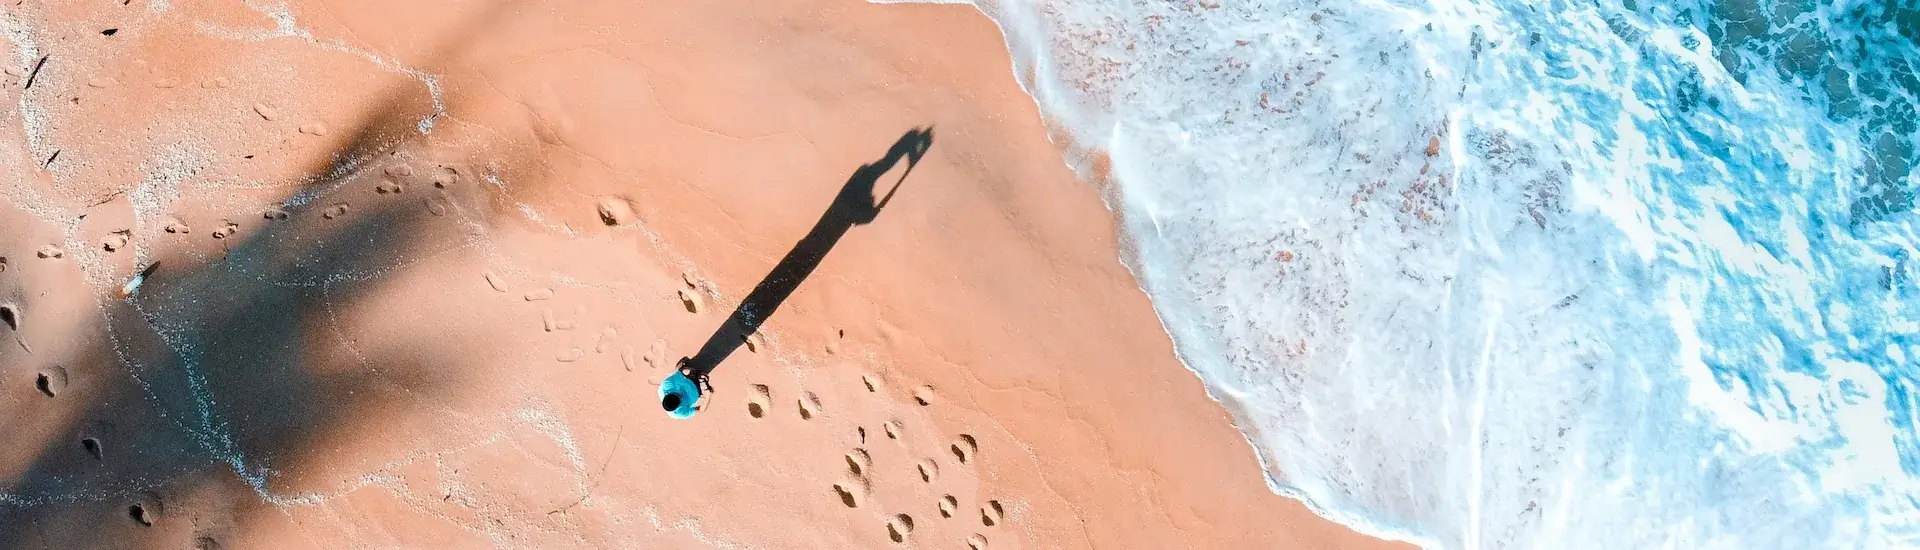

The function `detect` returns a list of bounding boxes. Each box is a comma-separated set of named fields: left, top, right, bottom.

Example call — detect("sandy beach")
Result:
left=0, top=0, right=1405, bottom=547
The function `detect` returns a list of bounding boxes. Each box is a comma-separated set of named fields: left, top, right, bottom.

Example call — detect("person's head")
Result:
left=660, top=368, right=702, bottom=419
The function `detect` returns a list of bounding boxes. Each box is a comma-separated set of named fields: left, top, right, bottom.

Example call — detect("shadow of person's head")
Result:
left=892, top=127, right=934, bottom=166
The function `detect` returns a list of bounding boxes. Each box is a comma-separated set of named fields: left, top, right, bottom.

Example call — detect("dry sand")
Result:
left=0, top=0, right=1408, bottom=547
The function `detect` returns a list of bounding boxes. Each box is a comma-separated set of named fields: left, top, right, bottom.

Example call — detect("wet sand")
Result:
left=0, top=0, right=1407, bottom=547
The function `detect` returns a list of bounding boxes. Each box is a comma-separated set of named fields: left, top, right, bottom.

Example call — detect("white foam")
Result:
left=883, top=0, right=1920, bottom=547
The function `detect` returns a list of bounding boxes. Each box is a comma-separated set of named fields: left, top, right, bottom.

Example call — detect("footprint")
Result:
left=385, top=164, right=415, bottom=179
left=912, top=385, right=935, bottom=406
left=621, top=346, right=636, bottom=372
left=951, top=434, right=978, bottom=465
left=825, top=329, right=845, bottom=355
left=886, top=514, right=914, bottom=543
left=596, top=196, right=636, bottom=226
left=375, top=180, right=403, bottom=194
left=882, top=420, right=901, bottom=440
left=36, top=245, right=63, bottom=259
left=100, top=230, right=130, bottom=252
left=524, top=288, right=554, bottom=301
left=252, top=103, right=277, bottom=121
left=861, top=373, right=881, bottom=393
left=1, top=303, right=18, bottom=331
left=483, top=271, right=509, bottom=292
left=261, top=208, right=289, bottom=221
left=832, top=483, right=862, bottom=508
left=677, top=289, right=702, bottom=313
left=128, top=492, right=164, bottom=526
left=164, top=219, right=190, bottom=234
left=981, top=500, right=1003, bottom=527
left=321, top=203, right=349, bottom=219
left=425, top=197, right=449, bottom=217
left=798, top=391, right=822, bottom=420
left=743, top=332, right=764, bottom=353
left=857, top=426, right=867, bottom=444
left=916, top=459, right=939, bottom=483
left=541, top=310, right=576, bottom=331
left=748, top=384, right=770, bottom=418
left=966, top=533, right=989, bottom=549
left=556, top=348, right=584, bottom=362
left=938, top=495, right=958, bottom=518
left=594, top=327, right=618, bottom=353
left=81, top=437, right=102, bottom=460
left=298, top=122, right=329, bottom=136
left=844, top=448, right=871, bottom=477
left=643, top=340, right=668, bottom=369
left=35, top=367, right=68, bottom=397
left=210, top=221, right=239, bottom=240
left=554, top=311, right=579, bottom=331
left=431, top=167, right=457, bottom=188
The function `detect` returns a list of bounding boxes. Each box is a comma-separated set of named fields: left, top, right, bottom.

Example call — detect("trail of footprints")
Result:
left=9, top=309, right=168, bottom=533
left=17, top=152, right=684, bottom=538
left=2, top=152, right=471, bottom=539
left=25, top=366, right=172, bottom=533
left=22, top=141, right=1011, bottom=541
left=482, top=271, right=656, bottom=371
left=746, top=374, right=1007, bottom=546
left=473, top=208, right=724, bottom=380
left=479, top=253, right=729, bottom=374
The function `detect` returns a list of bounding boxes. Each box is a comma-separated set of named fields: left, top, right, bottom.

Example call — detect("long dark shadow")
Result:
left=671, top=128, right=934, bottom=406
left=0, top=1, right=532, bottom=545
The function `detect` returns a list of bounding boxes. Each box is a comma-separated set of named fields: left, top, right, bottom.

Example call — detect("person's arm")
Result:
left=873, top=175, right=906, bottom=211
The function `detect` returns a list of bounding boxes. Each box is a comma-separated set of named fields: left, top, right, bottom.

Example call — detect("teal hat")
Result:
left=660, top=371, right=701, bottom=419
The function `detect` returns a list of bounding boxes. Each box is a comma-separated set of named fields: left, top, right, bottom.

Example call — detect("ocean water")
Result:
left=881, top=0, right=1920, bottom=547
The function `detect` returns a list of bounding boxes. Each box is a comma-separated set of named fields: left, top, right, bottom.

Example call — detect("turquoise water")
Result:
left=892, top=0, right=1920, bottom=547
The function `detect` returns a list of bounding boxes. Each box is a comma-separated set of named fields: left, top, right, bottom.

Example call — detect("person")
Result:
left=662, top=128, right=932, bottom=419
left=659, top=359, right=713, bottom=419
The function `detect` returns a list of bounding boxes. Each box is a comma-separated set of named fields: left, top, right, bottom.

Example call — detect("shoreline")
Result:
left=0, top=0, right=1409, bottom=547
left=968, top=11, right=1435, bottom=543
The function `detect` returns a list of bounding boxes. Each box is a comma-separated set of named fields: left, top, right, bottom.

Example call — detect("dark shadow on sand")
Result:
left=0, top=2, right=531, bottom=546
left=673, top=128, right=934, bottom=402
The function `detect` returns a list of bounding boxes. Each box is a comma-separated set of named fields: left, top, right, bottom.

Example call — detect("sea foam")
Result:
left=882, top=0, right=1920, bottom=547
